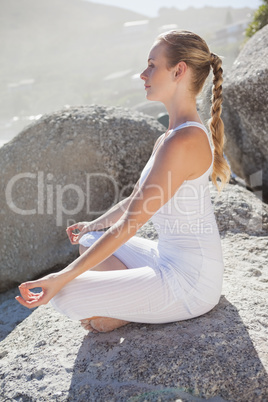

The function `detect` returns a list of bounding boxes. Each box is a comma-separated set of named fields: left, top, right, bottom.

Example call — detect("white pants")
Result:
left=50, top=231, right=215, bottom=323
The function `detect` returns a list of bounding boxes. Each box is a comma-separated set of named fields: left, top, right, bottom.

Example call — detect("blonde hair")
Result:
left=157, top=30, right=231, bottom=192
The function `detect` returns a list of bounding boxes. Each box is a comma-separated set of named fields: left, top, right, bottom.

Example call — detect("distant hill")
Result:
left=0, top=0, right=147, bottom=114
left=0, top=0, right=254, bottom=143
left=155, top=6, right=251, bottom=34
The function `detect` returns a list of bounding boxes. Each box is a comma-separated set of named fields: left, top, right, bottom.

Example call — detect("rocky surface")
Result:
left=211, top=178, right=268, bottom=236
left=0, top=181, right=268, bottom=401
left=0, top=105, right=164, bottom=292
left=133, top=101, right=167, bottom=119
left=212, top=25, right=268, bottom=201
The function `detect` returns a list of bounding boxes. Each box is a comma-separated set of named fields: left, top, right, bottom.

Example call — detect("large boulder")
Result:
left=133, top=101, right=167, bottom=118
left=211, top=180, right=268, bottom=236
left=0, top=182, right=267, bottom=401
left=222, top=25, right=268, bottom=201
left=0, top=105, right=164, bottom=292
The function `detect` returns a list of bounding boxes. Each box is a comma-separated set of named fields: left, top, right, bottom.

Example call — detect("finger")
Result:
left=19, top=286, right=39, bottom=295
left=19, top=287, right=38, bottom=301
left=66, top=223, right=79, bottom=231
left=19, top=280, right=44, bottom=290
left=15, top=295, right=41, bottom=309
left=66, top=229, right=75, bottom=240
left=66, top=223, right=84, bottom=235
left=66, top=228, right=77, bottom=239
left=67, top=228, right=84, bottom=243
left=19, top=285, right=44, bottom=302
left=69, top=222, right=87, bottom=232
left=77, top=228, right=88, bottom=241
left=69, top=234, right=79, bottom=245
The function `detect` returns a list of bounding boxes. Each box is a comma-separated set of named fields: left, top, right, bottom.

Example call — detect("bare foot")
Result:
left=80, top=319, right=99, bottom=333
left=80, top=317, right=130, bottom=333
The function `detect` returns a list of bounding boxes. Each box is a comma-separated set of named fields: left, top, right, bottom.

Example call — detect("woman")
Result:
left=16, top=30, right=231, bottom=333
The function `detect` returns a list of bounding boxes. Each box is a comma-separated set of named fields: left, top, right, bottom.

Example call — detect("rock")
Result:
left=221, top=25, right=268, bottom=201
left=133, top=101, right=170, bottom=128
left=210, top=180, right=268, bottom=236
left=0, top=105, right=164, bottom=292
left=133, top=101, right=167, bottom=118
left=0, top=183, right=268, bottom=401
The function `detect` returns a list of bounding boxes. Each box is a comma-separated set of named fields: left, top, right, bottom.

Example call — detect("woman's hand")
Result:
left=15, top=273, right=66, bottom=309
left=66, top=221, right=90, bottom=244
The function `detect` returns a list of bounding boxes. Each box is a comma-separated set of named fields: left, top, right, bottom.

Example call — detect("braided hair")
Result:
left=209, top=53, right=231, bottom=191
left=157, top=30, right=231, bottom=191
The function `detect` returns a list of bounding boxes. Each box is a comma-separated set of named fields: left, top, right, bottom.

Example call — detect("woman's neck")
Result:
left=163, top=91, right=201, bottom=131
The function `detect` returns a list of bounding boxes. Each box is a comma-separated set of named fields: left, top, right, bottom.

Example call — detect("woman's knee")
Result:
left=79, top=231, right=104, bottom=255
left=50, top=281, right=77, bottom=317
left=50, top=290, right=65, bottom=314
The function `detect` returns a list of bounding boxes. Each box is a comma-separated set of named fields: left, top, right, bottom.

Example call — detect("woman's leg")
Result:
left=79, top=244, right=128, bottom=271
left=79, top=244, right=131, bottom=333
left=51, top=231, right=161, bottom=332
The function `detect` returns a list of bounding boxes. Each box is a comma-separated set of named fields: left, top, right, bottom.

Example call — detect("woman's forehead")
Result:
left=148, top=41, right=166, bottom=60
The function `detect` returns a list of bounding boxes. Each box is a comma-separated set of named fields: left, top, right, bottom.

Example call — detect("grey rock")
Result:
left=0, top=105, right=164, bottom=292
left=0, top=200, right=267, bottom=400
left=210, top=180, right=268, bottom=236
left=1, top=105, right=268, bottom=400
left=133, top=101, right=167, bottom=118
left=223, top=25, right=268, bottom=201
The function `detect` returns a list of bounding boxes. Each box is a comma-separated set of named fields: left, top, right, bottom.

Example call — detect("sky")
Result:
left=87, top=0, right=261, bottom=17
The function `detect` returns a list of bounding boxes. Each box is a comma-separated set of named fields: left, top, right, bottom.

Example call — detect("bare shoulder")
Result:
left=153, top=125, right=212, bottom=176
left=162, top=125, right=213, bottom=179
left=168, top=125, right=209, bottom=144
left=152, top=133, right=165, bottom=152
left=167, top=125, right=211, bottom=153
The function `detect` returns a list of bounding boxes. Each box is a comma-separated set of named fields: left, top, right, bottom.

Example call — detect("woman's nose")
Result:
left=140, top=69, right=147, bottom=81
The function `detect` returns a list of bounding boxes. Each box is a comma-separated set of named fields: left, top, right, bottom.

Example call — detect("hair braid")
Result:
left=209, top=53, right=231, bottom=191
left=157, top=30, right=231, bottom=192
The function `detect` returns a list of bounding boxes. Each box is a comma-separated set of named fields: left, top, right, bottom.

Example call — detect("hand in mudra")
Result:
left=15, top=273, right=64, bottom=309
left=66, top=222, right=90, bottom=245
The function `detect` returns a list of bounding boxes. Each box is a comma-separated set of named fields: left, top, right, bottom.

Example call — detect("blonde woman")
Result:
left=16, top=30, right=231, bottom=333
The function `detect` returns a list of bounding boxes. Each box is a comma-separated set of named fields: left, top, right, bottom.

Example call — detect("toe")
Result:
left=80, top=319, right=99, bottom=333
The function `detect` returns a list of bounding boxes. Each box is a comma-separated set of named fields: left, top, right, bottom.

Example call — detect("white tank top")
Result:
left=139, top=121, right=214, bottom=189
left=138, top=121, right=223, bottom=304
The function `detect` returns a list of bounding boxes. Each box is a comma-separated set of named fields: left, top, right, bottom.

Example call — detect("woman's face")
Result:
left=140, top=42, right=175, bottom=103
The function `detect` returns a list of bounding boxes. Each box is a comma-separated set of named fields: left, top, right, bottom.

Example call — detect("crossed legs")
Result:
left=79, top=244, right=131, bottom=333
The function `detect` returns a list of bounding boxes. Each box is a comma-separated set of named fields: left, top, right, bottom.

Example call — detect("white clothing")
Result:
left=51, top=122, right=224, bottom=323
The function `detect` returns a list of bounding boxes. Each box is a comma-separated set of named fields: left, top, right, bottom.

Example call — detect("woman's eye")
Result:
left=148, top=64, right=154, bottom=68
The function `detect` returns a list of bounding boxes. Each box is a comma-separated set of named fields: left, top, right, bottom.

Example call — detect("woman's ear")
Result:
left=174, top=61, right=187, bottom=79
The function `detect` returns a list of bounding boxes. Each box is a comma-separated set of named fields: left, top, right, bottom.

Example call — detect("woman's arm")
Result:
left=67, top=135, right=164, bottom=243
left=81, top=134, right=164, bottom=231
left=66, top=180, right=140, bottom=243
left=88, top=196, right=133, bottom=230
left=16, top=129, right=200, bottom=308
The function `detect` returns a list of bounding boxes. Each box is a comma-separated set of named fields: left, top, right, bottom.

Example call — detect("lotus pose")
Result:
left=16, top=30, right=230, bottom=333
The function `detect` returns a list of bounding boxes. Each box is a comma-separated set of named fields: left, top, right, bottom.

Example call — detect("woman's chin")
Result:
left=146, top=93, right=159, bottom=102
